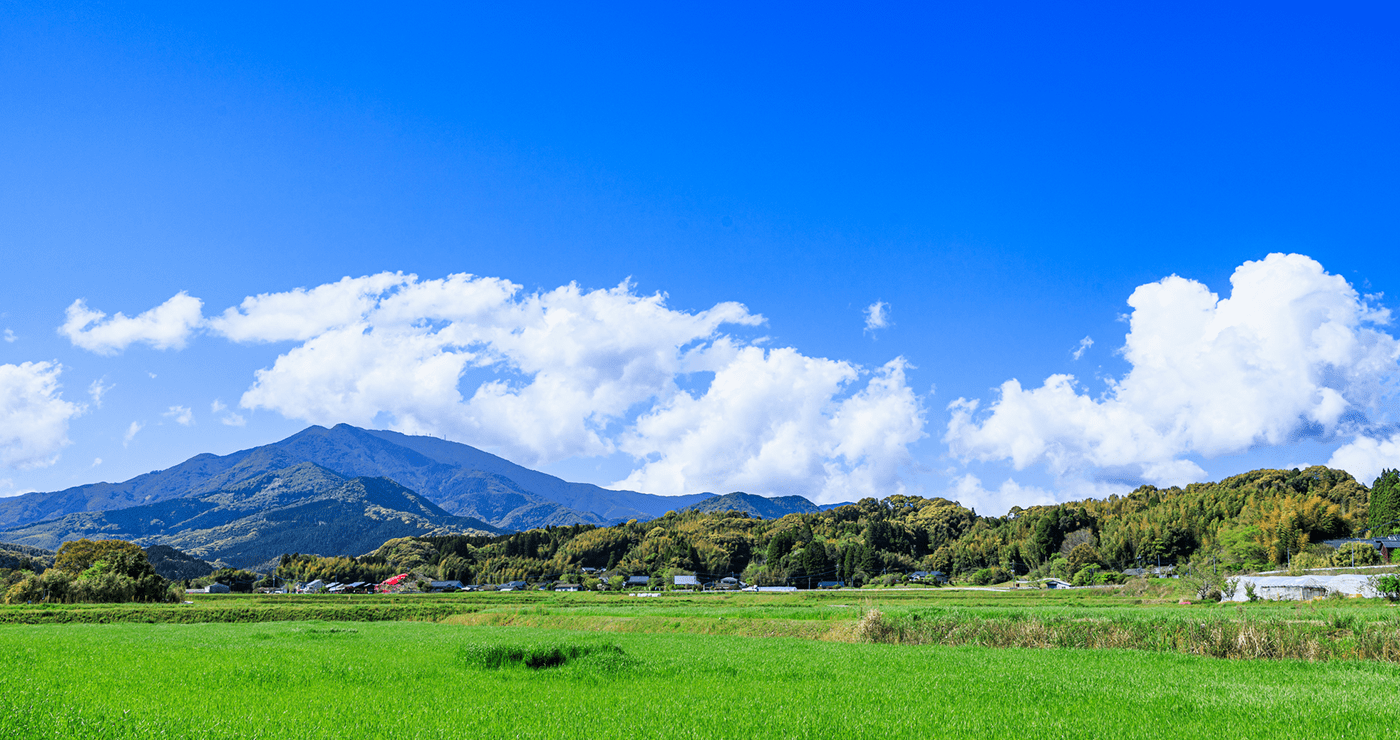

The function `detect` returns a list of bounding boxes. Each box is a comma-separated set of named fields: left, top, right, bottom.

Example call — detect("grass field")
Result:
left=6, top=587, right=1400, bottom=661
left=3, top=589, right=1399, bottom=738
left=1, top=620, right=1397, bottom=739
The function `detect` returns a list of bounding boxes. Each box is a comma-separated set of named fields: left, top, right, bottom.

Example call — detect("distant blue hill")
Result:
left=0, top=424, right=714, bottom=533
left=679, top=491, right=854, bottom=519
left=0, top=462, right=497, bottom=569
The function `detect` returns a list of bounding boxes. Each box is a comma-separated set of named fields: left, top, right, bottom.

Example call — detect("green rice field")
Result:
left=2, top=589, right=1398, bottom=738
left=2, top=620, right=1397, bottom=739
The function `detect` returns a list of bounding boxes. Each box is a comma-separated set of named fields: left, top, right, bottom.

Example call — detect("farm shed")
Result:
left=673, top=575, right=700, bottom=588
left=816, top=581, right=844, bottom=589
left=625, top=575, right=651, bottom=588
left=1223, top=574, right=1378, bottom=602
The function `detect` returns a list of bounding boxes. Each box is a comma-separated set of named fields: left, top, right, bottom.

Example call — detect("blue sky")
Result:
left=2, top=3, right=1398, bottom=513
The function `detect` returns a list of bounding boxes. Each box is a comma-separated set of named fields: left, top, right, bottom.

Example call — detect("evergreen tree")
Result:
left=1370, top=469, right=1400, bottom=535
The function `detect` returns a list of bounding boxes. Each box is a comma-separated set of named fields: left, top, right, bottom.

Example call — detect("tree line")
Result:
left=269, top=466, right=1394, bottom=589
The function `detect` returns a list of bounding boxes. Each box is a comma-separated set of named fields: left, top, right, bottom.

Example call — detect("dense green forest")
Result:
left=3, top=539, right=181, bottom=604
left=273, top=466, right=1388, bottom=588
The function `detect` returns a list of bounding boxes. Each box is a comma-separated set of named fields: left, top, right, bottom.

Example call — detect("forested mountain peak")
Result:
left=0, top=424, right=717, bottom=532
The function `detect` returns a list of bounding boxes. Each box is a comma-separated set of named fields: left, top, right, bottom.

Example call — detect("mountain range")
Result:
left=0, top=462, right=496, bottom=568
left=0, top=424, right=833, bottom=568
left=0, top=424, right=718, bottom=532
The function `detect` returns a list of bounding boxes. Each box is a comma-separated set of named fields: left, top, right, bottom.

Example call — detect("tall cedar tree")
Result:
left=1370, top=469, right=1400, bottom=535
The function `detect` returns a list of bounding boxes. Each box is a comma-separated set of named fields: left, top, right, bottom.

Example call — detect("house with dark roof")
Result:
left=625, top=575, right=652, bottom=589
left=816, top=580, right=843, bottom=589
left=1322, top=537, right=1400, bottom=563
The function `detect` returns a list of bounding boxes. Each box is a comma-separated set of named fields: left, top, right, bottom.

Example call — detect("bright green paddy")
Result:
left=0, top=621, right=1392, bottom=739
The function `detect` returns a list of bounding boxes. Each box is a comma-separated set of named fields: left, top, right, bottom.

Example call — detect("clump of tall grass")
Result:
left=851, top=606, right=1400, bottom=662
left=462, top=642, right=631, bottom=671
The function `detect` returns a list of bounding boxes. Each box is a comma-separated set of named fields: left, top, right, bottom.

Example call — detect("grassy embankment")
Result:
left=1, top=620, right=1397, bottom=739
left=5, top=586, right=1400, bottom=661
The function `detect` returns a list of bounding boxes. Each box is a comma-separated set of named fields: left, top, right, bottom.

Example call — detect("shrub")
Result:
left=69, top=572, right=136, bottom=603
left=967, top=568, right=1009, bottom=586
left=1291, top=550, right=1329, bottom=574
left=1370, top=574, right=1400, bottom=602
left=3, top=570, right=73, bottom=604
left=1332, top=542, right=1382, bottom=567
left=854, top=608, right=903, bottom=644
left=1065, top=543, right=1101, bottom=576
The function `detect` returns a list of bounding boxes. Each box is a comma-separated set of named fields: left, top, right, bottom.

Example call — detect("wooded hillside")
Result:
left=276, top=466, right=1384, bottom=586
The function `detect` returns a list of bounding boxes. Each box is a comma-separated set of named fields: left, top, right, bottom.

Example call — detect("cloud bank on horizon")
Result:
left=5, top=253, right=1399, bottom=510
left=945, top=254, right=1400, bottom=511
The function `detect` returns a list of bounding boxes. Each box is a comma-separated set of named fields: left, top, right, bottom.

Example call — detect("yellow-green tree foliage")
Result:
left=55, top=539, right=146, bottom=574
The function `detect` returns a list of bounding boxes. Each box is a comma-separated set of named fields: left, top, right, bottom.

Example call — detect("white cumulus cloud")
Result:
left=1072, top=336, right=1094, bottom=361
left=221, top=412, right=246, bottom=427
left=88, top=379, right=113, bottom=408
left=949, top=474, right=1060, bottom=517
left=209, top=273, right=409, bottom=342
left=1328, top=433, right=1400, bottom=487
left=235, top=273, right=765, bottom=466
left=61, top=292, right=204, bottom=355
left=65, top=272, right=930, bottom=500
left=864, top=301, right=891, bottom=333
left=614, top=353, right=924, bottom=502
left=123, top=421, right=143, bottom=446
left=3, top=329, right=15, bottom=343
left=946, top=253, right=1400, bottom=490
left=164, top=406, right=194, bottom=426
left=0, top=361, right=84, bottom=469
